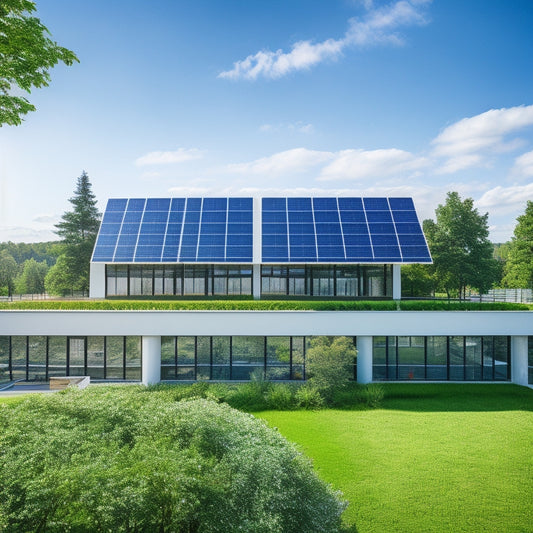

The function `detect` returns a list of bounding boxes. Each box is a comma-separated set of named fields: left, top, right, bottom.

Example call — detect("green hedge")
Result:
left=0, top=299, right=530, bottom=311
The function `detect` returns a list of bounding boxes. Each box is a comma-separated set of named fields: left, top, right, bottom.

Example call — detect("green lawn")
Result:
left=257, top=384, right=533, bottom=533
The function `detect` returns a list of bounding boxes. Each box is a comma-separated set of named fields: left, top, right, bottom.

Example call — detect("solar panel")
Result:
left=92, top=197, right=431, bottom=264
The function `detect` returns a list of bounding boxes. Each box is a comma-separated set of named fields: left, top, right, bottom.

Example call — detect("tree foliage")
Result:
left=0, top=241, right=57, bottom=266
left=0, top=0, right=79, bottom=125
left=15, top=257, right=48, bottom=294
left=0, top=249, right=18, bottom=296
left=502, top=200, right=533, bottom=289
left=0, top=388, right=346, bottom=532
left=401, top=263, right=435, bottom=297
left=424, top=192, right=499, bottom=298
left=305, top=336, right=357, bottom=402
left=50, top=171, right=100, bottom=294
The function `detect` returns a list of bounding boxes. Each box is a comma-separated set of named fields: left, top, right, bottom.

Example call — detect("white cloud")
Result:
left=259, top=122, right=314, bottom=134
left=432, top=105, right=533, bottom=173
left=476, top=182, right=533, bottom=216
left=319, top=148, right=429, bottom=180
left=135, top=148, right=204, bottom=166
left=226, top=148, right=334, bottom=176
left=511, top=150, right=533, bottom=179
left=219, top=0, right=430, bottom=80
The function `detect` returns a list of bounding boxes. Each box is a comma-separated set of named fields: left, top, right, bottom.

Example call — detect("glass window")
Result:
left=106, top=337, right=124, bottom=379
left=11, top=336, right=26, bottom=380
left=493, top=336, right=509, bottom=380
left=426, top=336, right=447, bottom=380
left=266, top=337, right=290, bottom=380
left=0, top=336, right=10, bottom=381
left=28, top=336, right=47, bottom=381
left=449, top=336, right=464, bottom=380
left=291, top=337, right=305, bottom=380
left=125, top=336, right=142, bottom=380
left=178, top=337, right=195, bottom=366
left=212, top=337, right=230, bottom=380
left=465, top=337, right=482, bottom=380
left=528, top=337, right=533, bottom=385
left=87, top=336, right=105, bottom=379
left=130, top=267, right=142, bottom=295
left=164, top=267, right=175, bottom=295
left=397, top=336, right=425, bottom=380
left=336, top=266, right=358, bottom=297
left=161, top=336, right=177, bottom=380
left=68, top=337, right=85, bottom=376
left=232, top=336, right=264, bottom=380
left=372, top=336, right=387, bottom=380
left=106, top=265, right=117, bottom=296
left=48, top=337, right=66, bottom=377
left=153, top=268, right=164, bottom=295
left=142, top=267, right=153, bottom=296
left=116, top=266, right=128, bottom=296
left=197, top=337, right=211, bottom=380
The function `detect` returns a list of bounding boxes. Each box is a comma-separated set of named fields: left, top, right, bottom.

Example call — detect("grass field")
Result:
left=257, top=384, right=533, bottom=533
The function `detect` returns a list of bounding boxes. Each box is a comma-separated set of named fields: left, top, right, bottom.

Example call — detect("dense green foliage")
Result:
left=14, top=258, right=48, bottom=294
left=502, top=200, right=533, bottom=289
left=0, top=298, right=529, bottom=310
left=259, top=384, right=533, bottom=532
left=0, top=387, right=346, bottom=532
left=47, top=172, right=101, bottom=295
left=306, top=337, right=357, bottom=402
left=0, top=0, right=78, bottom=125
left=0, top=250, right=18, bottom=296
left=424, top=192, right=499, bottom=298
left=0, top=241, right=56, bottom=267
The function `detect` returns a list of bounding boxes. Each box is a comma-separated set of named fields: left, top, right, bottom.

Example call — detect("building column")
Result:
left=142, top=336, right=161, bottom=385
left=253, top=264, right=261, bottom=300
left=89, top=263, right=106, bottom=298
left=511, top=336, right=528, bottom=386
left=392, top=264, right=401, bottom=300
left=357, top=335, right=373, bottom=384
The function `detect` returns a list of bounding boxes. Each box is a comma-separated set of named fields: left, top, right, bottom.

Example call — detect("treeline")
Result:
left=0, top=171, right=100, bottom=297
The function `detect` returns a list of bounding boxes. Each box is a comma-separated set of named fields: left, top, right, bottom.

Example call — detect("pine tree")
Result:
left=48, top=171, right=100, bottom=294
left=502, top=201, right=533, bottom=289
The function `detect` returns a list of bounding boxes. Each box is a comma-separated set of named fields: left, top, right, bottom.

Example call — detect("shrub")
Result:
left=266, top=383, right=295, bottom=410
left=306, top=336, right=357, bottom=403
left=295, top=384, right=324, bottom=409
left=353, top=383, right=385, bottom=408
left=0, top=388, right=346, bottom=532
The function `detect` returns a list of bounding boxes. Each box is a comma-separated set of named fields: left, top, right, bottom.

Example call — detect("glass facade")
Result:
left=0, top=336, right=141, bottom=381
left=161, top=336, right=357, bottom=381
left=261, top=264, right=392, bottom=298
left=373, top=336, right=510, bottom=381
left=106, top=264, right=252, bottom=297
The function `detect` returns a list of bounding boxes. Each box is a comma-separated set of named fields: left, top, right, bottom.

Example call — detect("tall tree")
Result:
left=52, top=171, right=100, bottom=293
left=502, top=201, right=533, bottom=289
left=0, top=250, right=18, bottom=296
left=425, top=192, right=499, bottom=299
left=0, top=0, right=78, bottom=125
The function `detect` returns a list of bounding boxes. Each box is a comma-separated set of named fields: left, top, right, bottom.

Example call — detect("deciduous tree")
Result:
left=425, top=192, right=499, bottom=299
left=0, top=0, right=79, bottom=125
left=0, top=250, right=18, bottom=296
left=15, top=258, right=48, bottom=294
left=502, top=201, right=533, bottom=289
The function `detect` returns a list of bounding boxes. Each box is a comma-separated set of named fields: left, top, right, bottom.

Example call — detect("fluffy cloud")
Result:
left=476, top=182, right=533, bottom=216
left=226, top=148, right=334, bottom=176
left=432, top=105, right=533, bottom=173
left=319, top=148, right=429, bottom=180
left=219, top=0, right=430, bottom=80
left=511, top=150, right=533, bottom=178
left=135, top=148, right=204, bottom=166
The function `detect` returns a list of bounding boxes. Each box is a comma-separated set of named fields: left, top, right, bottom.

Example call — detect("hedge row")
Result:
left=0, top=299, right=530, bottom=311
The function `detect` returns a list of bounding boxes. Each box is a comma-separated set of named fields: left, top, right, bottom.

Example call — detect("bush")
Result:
left=266, top=383, right=295, bottom=410
left=295, top=384, right=324, bottom=409
left=306, top=336, right=357, bottom=403
left=0, top=388, right=346, bottom=532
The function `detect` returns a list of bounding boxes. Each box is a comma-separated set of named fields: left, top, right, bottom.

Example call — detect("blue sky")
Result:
left=1, top=0, right=532, bottom=242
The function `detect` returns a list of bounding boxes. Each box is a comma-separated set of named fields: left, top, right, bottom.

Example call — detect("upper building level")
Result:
left=89, top=197, right=431, bottom=299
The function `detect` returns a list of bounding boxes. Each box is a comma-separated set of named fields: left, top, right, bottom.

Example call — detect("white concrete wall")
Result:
left=511, top=336, right=529, bottom=386
left=356, top=336, right=373, bottom=384
left=89, top=263, right=106, bottom=298
left=142, top=336, right=161, bottom=385
left=1, top=310, right=530, bottom=337
left=392, top=264, right=401, bottom=300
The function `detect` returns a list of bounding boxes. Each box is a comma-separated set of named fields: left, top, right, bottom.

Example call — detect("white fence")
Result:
left=471, top=289, right=533, bottom=304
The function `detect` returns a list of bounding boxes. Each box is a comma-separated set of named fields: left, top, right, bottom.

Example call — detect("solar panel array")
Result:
left=262, top=197, right=431, bottom=263
left=92, top=197, right=431, bottom=263
left=92, top=198, right=253, bottom=263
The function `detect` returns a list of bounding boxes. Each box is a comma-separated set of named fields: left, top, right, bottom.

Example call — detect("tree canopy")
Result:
left=502, top=200, right=533, bottom=289
left=0, top=0, right=79, bottom=125
left=47, top=171, right=100, bottom=294
left=425, top=191, right=499, bottom=298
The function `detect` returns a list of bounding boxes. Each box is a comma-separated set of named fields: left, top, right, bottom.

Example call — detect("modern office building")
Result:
left=1, top=197, right=532, bottom=388
left=89, top=197, right=432, bottom=299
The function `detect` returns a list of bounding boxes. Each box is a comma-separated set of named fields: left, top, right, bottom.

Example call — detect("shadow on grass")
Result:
left=381, top=383, right=533, bottom=412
